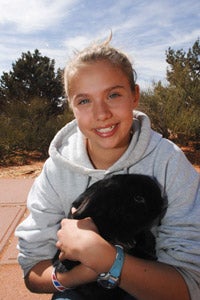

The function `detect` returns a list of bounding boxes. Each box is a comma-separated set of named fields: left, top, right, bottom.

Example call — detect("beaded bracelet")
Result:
left=52, top=266, right=69, bottom=292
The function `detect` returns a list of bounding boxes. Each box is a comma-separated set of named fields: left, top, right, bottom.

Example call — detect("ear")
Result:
left=132, top=84, right=140, bottom=109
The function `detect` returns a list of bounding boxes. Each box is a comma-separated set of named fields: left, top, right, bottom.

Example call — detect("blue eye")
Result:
left=79, top=99, right=90, bottom=105
left=109, top=93, right=120, bottom=99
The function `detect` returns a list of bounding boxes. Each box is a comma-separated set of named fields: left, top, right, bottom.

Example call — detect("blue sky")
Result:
left=0, top=0, right=199, bottom=89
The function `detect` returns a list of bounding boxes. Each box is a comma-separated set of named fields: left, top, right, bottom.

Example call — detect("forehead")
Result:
left=68, top=60, right=120, bottom=78
left=67, top=60, right=129, bottom=94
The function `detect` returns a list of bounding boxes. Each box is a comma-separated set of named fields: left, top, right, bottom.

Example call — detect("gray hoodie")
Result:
left=15, top=111, right=200, bottom=299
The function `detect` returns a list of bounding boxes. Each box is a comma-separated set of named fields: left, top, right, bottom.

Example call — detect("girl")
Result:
left=16, top=36, right=200, bottom=300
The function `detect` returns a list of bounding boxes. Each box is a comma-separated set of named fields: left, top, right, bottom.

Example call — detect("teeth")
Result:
left=97, top=125, right=115, bottom=133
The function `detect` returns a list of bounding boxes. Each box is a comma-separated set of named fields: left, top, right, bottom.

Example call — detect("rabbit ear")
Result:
left=68, top=205, right=77, bottom=218
left=71, top=207, right=77, bottom=214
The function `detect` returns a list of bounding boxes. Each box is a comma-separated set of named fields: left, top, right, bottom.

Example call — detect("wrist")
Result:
left=97, top=245, right=125, bottom=289
left=52, top=266, right=73, bottom=292
left=83, top=239, right=116, bottom=274
left=56, top=264, right=98, bottom=287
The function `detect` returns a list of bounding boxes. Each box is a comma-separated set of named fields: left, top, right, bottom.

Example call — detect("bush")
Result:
left=0, top=98, right=74, bottom=165
left=139, top=81, right=200, bottom=144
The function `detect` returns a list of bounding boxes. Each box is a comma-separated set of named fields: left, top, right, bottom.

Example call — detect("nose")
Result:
left=93, top=100, right=112, bottom=121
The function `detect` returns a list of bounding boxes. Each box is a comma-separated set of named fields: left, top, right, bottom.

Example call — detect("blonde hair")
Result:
left=64, top=34, right=137, bottom=97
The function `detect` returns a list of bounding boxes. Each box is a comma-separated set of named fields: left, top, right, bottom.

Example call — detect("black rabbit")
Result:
left=53, top=174, right=166, bottom=300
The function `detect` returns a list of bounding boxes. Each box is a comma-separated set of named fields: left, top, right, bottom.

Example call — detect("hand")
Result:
left=56, top=218, right=116, bottom=273
left=56, top=218, right=99, bottom=264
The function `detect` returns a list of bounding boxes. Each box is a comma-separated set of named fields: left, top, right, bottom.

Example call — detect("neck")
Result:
left=86, top=142, right=129, bottom=170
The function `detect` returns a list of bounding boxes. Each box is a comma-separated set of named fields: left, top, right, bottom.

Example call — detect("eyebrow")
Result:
left=74, top=85, right=125, bottom=99
left=106, top=85, right=125, bottom=92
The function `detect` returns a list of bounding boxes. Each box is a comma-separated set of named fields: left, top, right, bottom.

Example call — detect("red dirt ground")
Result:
left=0, top=144, right=199, bottom=178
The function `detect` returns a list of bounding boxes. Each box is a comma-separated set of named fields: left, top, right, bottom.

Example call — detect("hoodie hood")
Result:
left=49, top=111, right=163, bottom=176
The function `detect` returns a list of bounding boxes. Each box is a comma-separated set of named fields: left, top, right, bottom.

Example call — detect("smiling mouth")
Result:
left=96, top=125, right=115, bottom=133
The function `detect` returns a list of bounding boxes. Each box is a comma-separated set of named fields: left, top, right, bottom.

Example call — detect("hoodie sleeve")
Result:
left=15, top=161, right=66, bottom=277
left=155, top=142, right=200, bottom=300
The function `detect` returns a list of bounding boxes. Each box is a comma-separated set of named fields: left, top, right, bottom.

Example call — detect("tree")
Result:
left=0, top=49, right=75, bottom=165
left=166, top=38, right=200, bottom=106
left=0, top=49, right=65, bottom=115
left=139, top=38, right=200, bottom=142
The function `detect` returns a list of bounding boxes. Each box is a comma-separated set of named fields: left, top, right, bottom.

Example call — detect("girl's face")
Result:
left=68, top=60, right=139, bottom=160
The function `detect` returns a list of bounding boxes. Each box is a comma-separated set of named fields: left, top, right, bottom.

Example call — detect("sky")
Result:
left=0, top=0, right=200, bottom=89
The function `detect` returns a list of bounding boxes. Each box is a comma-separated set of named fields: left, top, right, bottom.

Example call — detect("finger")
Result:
left=59, top=251, right=65, bottom=261
left=60, top=218, right=67, bottom=227
left=56, top=240, right=62, bottom=249
left=81, top=217, right=99, bottom=233
left=57, top=228, right=62, bottom=241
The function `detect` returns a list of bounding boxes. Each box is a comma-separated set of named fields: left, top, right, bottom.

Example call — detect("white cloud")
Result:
left=0, top=0, right=199, bottom=89
left=169, top=29, right=200, bottom=49
left=63, top=35, right=91, bottom=52
left=0, top=0, right=78, bottom=33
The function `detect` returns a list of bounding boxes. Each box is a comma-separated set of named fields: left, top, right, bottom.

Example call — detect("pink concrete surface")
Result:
left=0, top=178, right=50, bottom=299
left=0, top=178, right=34, bottom=204
left=0, top=206, right=26, bottom=253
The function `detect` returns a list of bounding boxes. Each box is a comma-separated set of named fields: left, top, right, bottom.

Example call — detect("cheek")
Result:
left=74, top=111, right=91, bottom=130
left=71, top=107, right=82, bottom=121
left=117, top=104, right=134, bottom=120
